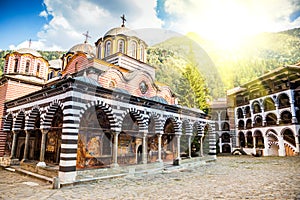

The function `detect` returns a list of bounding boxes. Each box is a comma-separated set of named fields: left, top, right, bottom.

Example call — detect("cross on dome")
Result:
left=82, top=31, right=91, bottom=43
left=121, top=14, right=126, bottom=27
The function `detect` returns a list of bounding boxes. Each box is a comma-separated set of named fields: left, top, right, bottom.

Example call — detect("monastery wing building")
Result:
left=0, top=23, right=216, bottom=184
left=227, top=64, right=300, bottom=156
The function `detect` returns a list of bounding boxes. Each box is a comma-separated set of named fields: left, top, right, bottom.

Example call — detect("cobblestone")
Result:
left=0, top=156, right=299, bottom=199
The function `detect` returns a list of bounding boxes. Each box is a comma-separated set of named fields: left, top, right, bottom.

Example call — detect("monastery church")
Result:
left=0, top=18, right=216, bottom=184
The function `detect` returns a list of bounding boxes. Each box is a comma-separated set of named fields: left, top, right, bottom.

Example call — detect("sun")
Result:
left=189, top=1, right=265, bottom=50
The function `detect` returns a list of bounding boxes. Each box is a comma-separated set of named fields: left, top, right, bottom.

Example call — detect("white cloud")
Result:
left=39, top=10, right=48, bottom=19
left=11, top=0, right=163, bottom=51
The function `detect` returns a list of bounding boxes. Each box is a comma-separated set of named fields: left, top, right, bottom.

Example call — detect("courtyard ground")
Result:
left=0, top=155, right=299, bottom=200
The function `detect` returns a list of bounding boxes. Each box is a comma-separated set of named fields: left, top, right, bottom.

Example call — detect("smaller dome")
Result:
left=68, top=43, right=96, bottom=57
left=16, top=48, right=42, bottom=57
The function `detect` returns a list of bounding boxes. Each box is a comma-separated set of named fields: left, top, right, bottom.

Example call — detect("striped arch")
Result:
left=3, top=113, right=13, bottom=131
left=163, top=116, right=181, bottom=134
left=181, top=119, right=192, bottom=135
left=25, top=106, right=41, bottom=130
left=266, top=129, right=279, bottom=141
left=193, top=121, right=204, bottom=136
left=280, top=127, right=295, bottom=137
left=13, top=110, right=26, bottom=131
left=79, top=100, right=118, bottom=131
left=120, top=108, right=147, bottom=131
left=147, top=112, right=163, bottom=134
left=41, top=101, right=63, bottom=129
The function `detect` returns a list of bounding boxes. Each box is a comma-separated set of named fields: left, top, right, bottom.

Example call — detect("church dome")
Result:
left=16, top=48, right=42, bottom=57
left=68, top=43, right=96, bottom=57
left=104, top=26, right=131, bottom=37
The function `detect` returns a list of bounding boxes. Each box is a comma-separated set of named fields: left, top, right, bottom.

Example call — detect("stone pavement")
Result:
left=0, top=156, right=299, bottom=200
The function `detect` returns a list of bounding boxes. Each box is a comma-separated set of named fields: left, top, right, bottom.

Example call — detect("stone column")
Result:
left=289, top=90, right=297, bottom=123
left=263, top=135, right=269, bottom=156
left=112, top=132, right=119, bottom=167
left=278, top=135, right=286, bottom=156
left=176, top=134, right=181, bottom=160
left=187, top=135, right=192, bottom=158
left=253, top=135, right=256, bottom=154
left=200, top=136, right=204, bottom=157
left=245, top=134, right=248, bottom=148
left=275, top=103, right=280, bottom=124
left=142, top=132, right=147, bottom=164
left=22, top=130, right=30, bottom=162
left=157, top=133, right=162, bottom=162
left=37, top=130, right=48, bottom=167
left=10, top=131, right=18, bottom=159
left=236, top=134, right=240, bottom=148
left=219, top=137, right=222, bottom=153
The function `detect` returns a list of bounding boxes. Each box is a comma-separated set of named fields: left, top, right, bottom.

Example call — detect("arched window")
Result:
left=280, top=111, right=292, bottom=124
left=278, top=93, right=290, bottom=108
left=117, top=39, right=125, bottom=53
left=140, top=44, right=144, bottom=61
left=253, top=115, right=263, bottom=127
left=238, top=120, right=244, bottom=130
left=264, top=97, right=275, bottom=111
left=36, top=63, right=40, bottom=77
left=105, top=41, right=111, bottom=57
left=252, top=101, right=261, bottom=114
left=246, top=119, right=252, bottom=129
left=237, top=108, right=243, bottom=119
left=266, top=113, right=277, bottom=126
left=25, top=60, right=30, bottom=74
left=245, top=106, right=251, bottom=118
left=14, top=58, right=18, bottom=73
left=130, top=41, right=137, bottom=58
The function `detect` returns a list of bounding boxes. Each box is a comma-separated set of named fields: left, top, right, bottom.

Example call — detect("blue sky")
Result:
left=0, top=0, right=299, bottom=51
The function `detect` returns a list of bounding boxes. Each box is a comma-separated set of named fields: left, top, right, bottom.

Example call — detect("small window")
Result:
left=105, top=41, right=111, bottom=57
left=14, top=59, right=18, bottom=73
left=36, top=63, right=40, bottom=76
left=118, top=40, right=125, bottom=53
left=130, top=42, right=137, bottom=58
left=25, top=60, right=30, bottom=74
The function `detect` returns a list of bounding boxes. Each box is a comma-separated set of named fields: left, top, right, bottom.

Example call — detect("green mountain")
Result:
left=149, top=28, right=300, bottom=100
